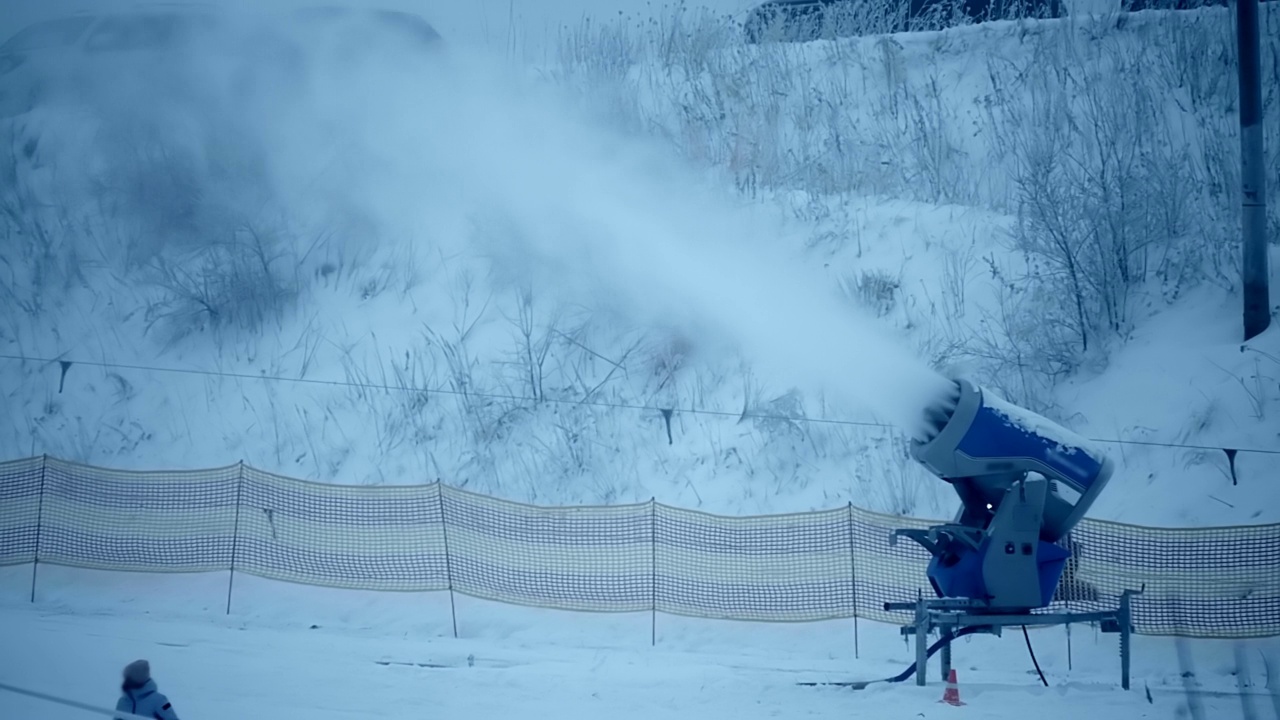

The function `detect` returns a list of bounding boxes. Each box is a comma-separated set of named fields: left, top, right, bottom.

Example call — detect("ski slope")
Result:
left=2, top=566, right=1277, bottom=720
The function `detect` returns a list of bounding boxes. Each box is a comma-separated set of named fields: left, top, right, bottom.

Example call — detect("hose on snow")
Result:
left=883, top=625, right=989, bottom=685
left=1023, top=625, right=1049, bottom=687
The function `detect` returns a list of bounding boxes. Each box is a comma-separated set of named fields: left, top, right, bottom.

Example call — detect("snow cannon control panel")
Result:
left=892, top=379, right=1114, bottom=613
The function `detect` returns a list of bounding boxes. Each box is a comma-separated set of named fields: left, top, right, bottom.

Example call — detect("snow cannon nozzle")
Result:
left=895, top=379, right=1115, bottom=612
left=917, top=378, right=962, bottom=445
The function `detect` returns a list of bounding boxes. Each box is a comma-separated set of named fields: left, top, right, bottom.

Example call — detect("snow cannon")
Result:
left=892, top=379, right=1113, bottom=613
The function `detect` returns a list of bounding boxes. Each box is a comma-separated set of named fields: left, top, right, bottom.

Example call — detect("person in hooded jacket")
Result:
left=115, top=660, right=180, bottom=720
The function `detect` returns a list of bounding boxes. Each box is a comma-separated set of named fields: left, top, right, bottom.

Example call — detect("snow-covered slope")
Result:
left=2, top=565, right=1277, bottom=720
left=0, top=4, right=1277, bottom=527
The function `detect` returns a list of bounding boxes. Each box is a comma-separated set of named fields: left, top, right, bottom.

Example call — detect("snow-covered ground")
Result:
left=2, top=565, right=1278, bottom=720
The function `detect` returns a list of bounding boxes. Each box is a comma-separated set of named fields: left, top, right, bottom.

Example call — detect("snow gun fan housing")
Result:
left=895, top=379, right=1114, bottom=613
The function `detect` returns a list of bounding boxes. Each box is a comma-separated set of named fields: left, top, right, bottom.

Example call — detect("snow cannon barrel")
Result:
left=912, top=379, right=1113, bottom=543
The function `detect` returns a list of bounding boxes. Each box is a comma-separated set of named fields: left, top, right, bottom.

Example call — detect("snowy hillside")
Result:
left=1, top=3, right=1278, bottom=528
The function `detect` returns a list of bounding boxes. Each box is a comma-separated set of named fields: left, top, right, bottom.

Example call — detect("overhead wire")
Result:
left=1, top=352, right=1277, bottom=456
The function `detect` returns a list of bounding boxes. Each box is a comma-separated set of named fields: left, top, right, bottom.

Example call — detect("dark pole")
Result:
left=1237, top=0, right=1270, bottom=341
left=437, top=483, right=459, bottom=639
left=226, top=462, right=244, bottom=615
left=650, top=498, right=657, bottom=647
left=846, top=502, right=860, bottom=659
left=30, top=455, right=48, bottom=604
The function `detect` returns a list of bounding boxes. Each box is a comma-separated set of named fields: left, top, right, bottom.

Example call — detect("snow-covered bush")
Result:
left=143, top=226, right=300, bottom=344
left=840, top=268, right=901, bottom=318
left=0, top=124, right=84, bottom=324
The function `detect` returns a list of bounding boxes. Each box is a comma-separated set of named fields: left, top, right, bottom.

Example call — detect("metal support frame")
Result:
left=886, top=589, right=1140, bottom=689
left=940, top=629, right=953, bottom=682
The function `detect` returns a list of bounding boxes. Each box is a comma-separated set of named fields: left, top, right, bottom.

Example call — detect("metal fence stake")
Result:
left=30, top=455, right=47, bottom=604
left=651, top=498, right=657, bottom=647
left=226, top=461, right=244, bottom=615
left=438, top=483, right=459, bottom=639
left=847, top=502, right=860, bottom=659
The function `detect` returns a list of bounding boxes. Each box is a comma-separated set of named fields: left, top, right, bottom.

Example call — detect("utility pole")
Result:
left=1236, top=0, right=1271, bottom=341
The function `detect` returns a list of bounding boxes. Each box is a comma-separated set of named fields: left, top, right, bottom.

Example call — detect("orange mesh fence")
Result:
left=1, top=456, right=1275, bottom=638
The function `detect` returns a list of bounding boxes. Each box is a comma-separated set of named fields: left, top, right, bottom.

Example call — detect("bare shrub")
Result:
left=528, top=404, right=602, bottom=489
left=419, top=273, right=531, bottom=452
left=745, top=0, right=997, bottom=44
left=102, top=140, right=207, bottom=266
left=501, top=287, right=560, bottom=405
left=940, top=240, right=976, bottom=319
left=555, top=316, right=643, bottom=405
left=551, top=14, right=649, bottom=129
left=143, top=226, right=298, bottom=343
left=872, top=431, right=938, bottom=516
left=993, top=29, right=1216, bottom=362
left=0, top=123, right=84, bottom=319
left=745, top=387, right=811, bottom=441
left=962, top=259, right=1069, bottom=411
left=839, top=268, right=901, bottom=318
left=551, top=2, right=989, bottom=204
left=865, top=55, right=973, bottom=205
left=88, top=121, right=270, bottom=270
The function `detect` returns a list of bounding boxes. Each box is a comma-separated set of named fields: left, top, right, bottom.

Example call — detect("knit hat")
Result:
left=123, top=660, right=150, bottom=686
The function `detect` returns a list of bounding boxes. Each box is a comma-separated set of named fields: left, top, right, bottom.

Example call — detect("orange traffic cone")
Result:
left=939, top=669, right=965, bottom=706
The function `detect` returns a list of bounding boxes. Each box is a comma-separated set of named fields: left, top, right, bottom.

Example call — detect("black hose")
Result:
left=1022, top=625, right=1048, bottom=687
left=884, top=625, right=989, bottom=684
left=800, top=625, right=989, bottom=689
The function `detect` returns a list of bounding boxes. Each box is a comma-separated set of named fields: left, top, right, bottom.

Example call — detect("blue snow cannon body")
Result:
left=897, top=379, right=1113, bottom=612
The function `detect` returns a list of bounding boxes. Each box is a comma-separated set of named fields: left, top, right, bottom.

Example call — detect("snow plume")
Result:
left=346, top=49, right=954, bottom=435
left=24, top=7, right=952, bottom=436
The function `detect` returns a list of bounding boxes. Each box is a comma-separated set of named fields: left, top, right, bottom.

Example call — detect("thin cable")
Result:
left=2, top=352, right=1278, bottom=455
left=1086, top=437, right=1270, bottom=454
left=0, top=353, right=892, bottom=429
left=1022, top=625, right=1048, bottom=687
left=0, top=681, right=155, bottom=720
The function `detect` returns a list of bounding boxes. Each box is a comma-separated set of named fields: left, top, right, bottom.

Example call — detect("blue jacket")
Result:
left=115, top=679, right=179, bottom=720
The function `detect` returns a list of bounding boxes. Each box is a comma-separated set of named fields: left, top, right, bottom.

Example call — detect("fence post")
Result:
left=438, top=482, right=458, bottom=639
left=30, top=454, right=48, bottom=604
left=650, top=497, right=657, bottom=648
left=846, top=501, right=859, bottom=659
left=1065, top=533, right=1074, bottom=672
left=226, top=461, right=244, bottom=615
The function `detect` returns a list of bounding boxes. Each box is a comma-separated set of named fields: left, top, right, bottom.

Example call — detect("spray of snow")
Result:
left=18, top=8, right=953, bottom=436
left=291, top=46, right=954, bottom=434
